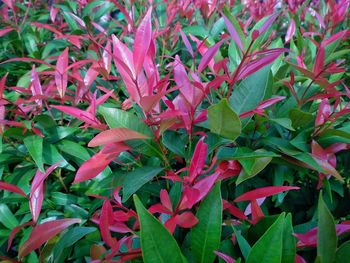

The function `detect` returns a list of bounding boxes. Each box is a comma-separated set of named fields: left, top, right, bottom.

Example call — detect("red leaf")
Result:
left=0, top=73, right=8, bottom=98
left=295, top=254, right=307, bottom=263
left=174, top=212, right=198, bottom=228
left=133, top=7, right=152, bottom=75
left=74, top=143, right=130, bottom=183
left=88, top=128, right=148, bottom=147
left=313, top=46, right=325, bottom=75
left=100, top=200, right=118, bottom=248
left=55, top=48, right=69, bottom=98
left=214, top=251, right=235, bottom=263
left=223, top=14, right=243, bottom=51
left=160, top=189, right=173, bottom=212
left=7, top=221, right=33, bottom=251
left=103, top=41, right=112, bottom=73
left=19, top=218, right=81, bottom=258
left=0, top=181, right=27, bottom=198
left=0, top=27, right=14, bottom=37
left=198, top=38, right=226, bottom=73
left=188, top=137, right=207, bottom=183
left=234, top=186, right=299, bottom=202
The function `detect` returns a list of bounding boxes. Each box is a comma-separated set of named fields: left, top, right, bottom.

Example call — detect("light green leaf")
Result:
left=24, top=135, right=44, bottom=172
left=123, top=167, right=163, bottom=202
left=317, top=192, right=337, bottom=263
left=270, top=118, right=295, bottom=131
left=246, top=213, right=285, bottom=263
left=208, top=99, right=241, bottom=140
left=0, top=204, right=19, bottom=229
left=191, top=182, right=222, bottom=263
left=133, top=195, right=186, bottom=263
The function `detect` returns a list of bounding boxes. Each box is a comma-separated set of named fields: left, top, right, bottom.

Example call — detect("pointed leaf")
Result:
left=55, top=48, right=69, bottom=98
left=24, top=135, right=44, bottom=172
left=0, top=181, right=27, bottom=197
left=133, top=195, right=186, bottom=263
left=192, top=182, right=222, bottom=263
left=317, top=193, right=337, bottom=263
left=234, top=186, right=299, bottom=202
left=189, top=137, right=207, bottom=183
left=88, top=128, right=148, bottom=147
left=133, top=7, right=152, bottom=75
left=246, top=213, right=285, bottom=263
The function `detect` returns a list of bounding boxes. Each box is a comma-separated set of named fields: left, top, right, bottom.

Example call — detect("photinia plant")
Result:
left=0, top=0, right=349, bottom=262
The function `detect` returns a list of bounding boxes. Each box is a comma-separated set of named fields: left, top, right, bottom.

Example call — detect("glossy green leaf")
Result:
left=208, top=99, right=241, bottom=140
left=246, top=213, right=285, bottom=263
left=317, top=193, right=337, bottom=263
left=133, top=195, right=186, bottom=263
left=191, top=182, right=222, bottom=263
left=24, top=135, right=44, bottom=172
left=123, top=167, right=163, bottom=202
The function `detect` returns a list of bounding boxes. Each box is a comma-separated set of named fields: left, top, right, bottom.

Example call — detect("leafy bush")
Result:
left=0, top=0, right=349, bottom=262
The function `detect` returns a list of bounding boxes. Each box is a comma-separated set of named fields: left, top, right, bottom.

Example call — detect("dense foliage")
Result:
left=0, top=0, right=349, bottom=262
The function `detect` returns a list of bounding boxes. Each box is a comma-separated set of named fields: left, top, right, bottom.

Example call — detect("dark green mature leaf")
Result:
left=317, top=193, right=337, bottom=263
left=246, top=213, right=285, bottom=263
left=208, top=99, right=241, bottom=140
left=123, top=167, right=163, bottom=202
left=282, top=214, right=296, bottom=263
left=230, top=65, right=272, bottom=115
left=24, top=135, right=44, bottom=172
left=133, top=195, right=186, bottom=263
left=217, top=147, right=279, bottom=160
left=191, top=182, right=222, bottom=263
left=336, top=240, right=350, bottom=263
left=232, top=226, right=251, bottom=260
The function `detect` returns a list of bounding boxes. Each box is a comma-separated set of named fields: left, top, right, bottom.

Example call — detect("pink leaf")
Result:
left=18, top=218, right=81, bottom=258
left=188, top=137, right=207, bottom=183
left=198, top=38, right=226, bottom=73
left=234, top=186, right=299, bottom=202
left=0, top=181, right=27, bottom=198
left=133, top=7, right=152, bottom=75
left=223, top=15, right=243, bottom=50
left=214, top=251, right=235, bottom=263
left=7, top=221, right=33, bottom=251
left=0, top=27, right=14, bottom=37
left=313, top=46, right=325, bottom=75
left=88, top=128, right=148, bottom=147
left=285, top=19, right=296, bottom=43
left=100, top=200, right=118, bottom=248
left=258, top=13, right=277, bottom=34
left=0, top=73, right=8, bottom=98
left=174, top=55, right=196, bottom=105
left=103, top=41, right=112, bottom=73
left=55, top=48, right=69, bottom=98
left=180, top=30, right=194, bottom=56
left=74, top=143, right=130, bottom=183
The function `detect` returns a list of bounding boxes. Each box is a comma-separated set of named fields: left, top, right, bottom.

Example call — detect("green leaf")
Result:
left=191, top=182, right=222, bottom=263
left=282, top=214, right=296, bottom=263
left=236, top=150, right=272, bottom=185
left=122, top=167, right=163, bottom=202
left=52, top=226, right=96, bottom=262
left=0, top=204, right=19, bottom=229
left=270, top=118, right=295, bottom=131
left=162, top=131, right=187, bottom=157
left=24, top=135, right=44, bottom=172
left=99, top=106, right=153, bottom=137
left=217, top=147, right=279, bottom=160
left=289, top=108, right=313, bottom=129
left=208, top=99, right=241, bottom=140
left=246, top=213, right=285, bottom=263
left=43, top=144, right=75, bottom=171
left=230, top=65, right=272, bottom=115
left=232, top=226, right=251, bottom=260
left=133, top=195, right=186, bottom=263
left=317, top=192, right=337, bottom=263
left=336, top=240, right=350, bottom=263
